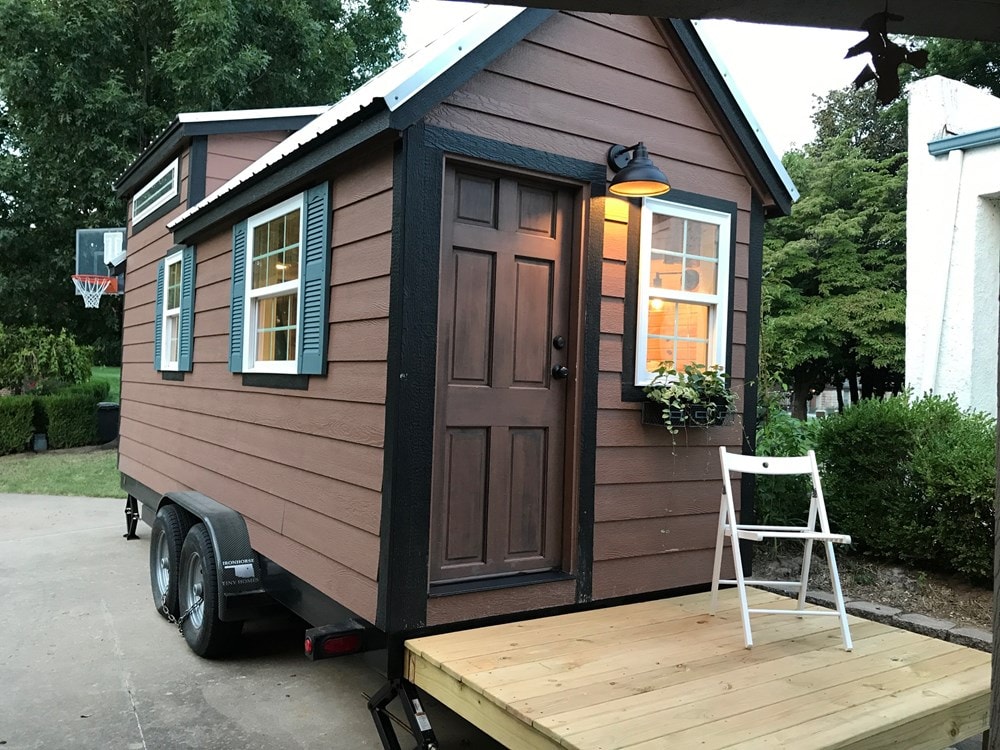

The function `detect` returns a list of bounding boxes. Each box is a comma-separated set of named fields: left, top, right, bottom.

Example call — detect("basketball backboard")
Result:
left=75, top=228, right=126, bottom=295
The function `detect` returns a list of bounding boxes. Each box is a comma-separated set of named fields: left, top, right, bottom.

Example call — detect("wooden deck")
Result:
left=404, top=588, right=990, bottom=749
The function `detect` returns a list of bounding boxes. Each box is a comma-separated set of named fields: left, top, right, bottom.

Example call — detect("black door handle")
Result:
left=552, top=365, right=569, bottom=380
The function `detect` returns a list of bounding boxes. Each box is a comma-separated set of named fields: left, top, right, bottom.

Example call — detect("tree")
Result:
left=0, top=0, right=405, bottom=362
left=918, top=37, right=1000, bottom=97
left=762, top=134, right=907, bottom=419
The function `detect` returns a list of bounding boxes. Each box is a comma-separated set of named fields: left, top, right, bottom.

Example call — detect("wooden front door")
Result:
left=430, top=165, right=575, bottom=583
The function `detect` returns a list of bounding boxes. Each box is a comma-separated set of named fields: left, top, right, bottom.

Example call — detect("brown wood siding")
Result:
left=119, top=141, right=394, bottom=623
left=205, top=131, right=290, bottom=194
left=425, top=11, right=751, bottom=608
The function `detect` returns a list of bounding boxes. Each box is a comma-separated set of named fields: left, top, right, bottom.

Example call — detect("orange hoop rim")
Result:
left=72, top=273, right=118, bottom=294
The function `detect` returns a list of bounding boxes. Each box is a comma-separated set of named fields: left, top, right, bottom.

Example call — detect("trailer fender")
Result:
left=159, top=491, right=266, bottom=621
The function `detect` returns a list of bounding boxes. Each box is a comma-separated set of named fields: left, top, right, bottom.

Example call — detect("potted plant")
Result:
left=642, top=360, right=735, bottom=433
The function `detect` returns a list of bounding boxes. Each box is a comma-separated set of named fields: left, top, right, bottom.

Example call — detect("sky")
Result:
left=401, top=1, right=867, bottom=156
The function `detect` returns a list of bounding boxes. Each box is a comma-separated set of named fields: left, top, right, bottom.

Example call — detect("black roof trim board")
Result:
left=114, top=113, right=322, bottom=198
left=666, top=18, right=794, bottom=217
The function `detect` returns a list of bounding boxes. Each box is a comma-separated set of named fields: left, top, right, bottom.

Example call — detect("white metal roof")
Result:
left=169, top=4, right=523, bottom=228
left=175, top=106, right=330, bottom=124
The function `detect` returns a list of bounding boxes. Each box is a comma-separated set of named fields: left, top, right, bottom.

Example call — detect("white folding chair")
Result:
left=710, top=447, right=853, bottom=651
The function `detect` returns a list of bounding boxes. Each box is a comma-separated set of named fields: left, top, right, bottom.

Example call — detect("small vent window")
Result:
left=133, top=158, right=179, bottom=224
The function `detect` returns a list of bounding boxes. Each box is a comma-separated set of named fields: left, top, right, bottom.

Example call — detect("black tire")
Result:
left=149, top=504, right=193, bottom=618
left=178, top=523, right=242, bottom=658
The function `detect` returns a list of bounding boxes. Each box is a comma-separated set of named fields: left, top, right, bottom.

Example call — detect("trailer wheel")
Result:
left=178, top=523, right=242, bottom=658
left=149, top=504, right=193, bottom=618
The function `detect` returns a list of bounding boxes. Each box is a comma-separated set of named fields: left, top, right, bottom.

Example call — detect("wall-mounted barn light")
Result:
left=607, top=142, right=671, bottom=197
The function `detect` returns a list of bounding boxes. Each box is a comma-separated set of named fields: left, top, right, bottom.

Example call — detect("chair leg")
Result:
left=824, top=540, right=853, bottom=651
left=709, top=495, right=728, bottom=614
left=797, top=538, right=814, bottom=612
left=728, top=529, right=753, bottom=649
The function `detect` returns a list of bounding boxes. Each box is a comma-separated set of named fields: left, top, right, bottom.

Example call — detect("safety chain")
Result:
left=160, top=592, right=203, bottom=635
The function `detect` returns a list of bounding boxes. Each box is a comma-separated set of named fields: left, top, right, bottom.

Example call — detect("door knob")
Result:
left=552, top=365, right=569, bottom=380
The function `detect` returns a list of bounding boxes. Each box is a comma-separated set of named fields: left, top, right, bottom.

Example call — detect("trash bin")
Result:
left=96, top=402, right=120, bottom=443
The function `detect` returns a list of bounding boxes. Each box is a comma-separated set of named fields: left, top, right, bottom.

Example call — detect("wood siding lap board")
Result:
left=405, top=588, right=991, bottom=750
left=424, top=10, right=749, bottom=607
left=119, top=141, right=393, bottom=623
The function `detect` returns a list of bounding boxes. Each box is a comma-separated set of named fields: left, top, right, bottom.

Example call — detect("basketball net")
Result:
left=72, top=274, right=117, bottom=308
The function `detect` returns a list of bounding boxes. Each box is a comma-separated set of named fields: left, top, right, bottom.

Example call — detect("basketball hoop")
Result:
left=72, top=274, right=117, bottom=308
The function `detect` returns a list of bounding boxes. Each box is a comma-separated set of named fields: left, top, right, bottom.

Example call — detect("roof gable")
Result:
left=170, top=7, right=795, bottom=240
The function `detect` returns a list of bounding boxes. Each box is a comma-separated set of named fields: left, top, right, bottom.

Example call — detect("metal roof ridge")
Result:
left=169, top=4, right=526, bottom=229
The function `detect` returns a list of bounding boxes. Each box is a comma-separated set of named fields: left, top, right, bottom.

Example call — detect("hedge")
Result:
left=754, top=394, right=996, bottom=583
left=34, top=380, right=112, bottom=450
left=0, top=396, right=35, bottom=455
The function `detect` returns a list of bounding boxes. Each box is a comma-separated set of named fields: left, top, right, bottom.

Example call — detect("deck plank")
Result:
left=405, top=588, right=991, bottom=750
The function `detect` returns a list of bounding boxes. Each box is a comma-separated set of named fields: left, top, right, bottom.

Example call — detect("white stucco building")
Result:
left=906, top=76, right=1000, bottom=415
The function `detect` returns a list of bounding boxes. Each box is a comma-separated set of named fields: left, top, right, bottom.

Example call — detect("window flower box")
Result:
left=641, top=361, right=735, bottom=434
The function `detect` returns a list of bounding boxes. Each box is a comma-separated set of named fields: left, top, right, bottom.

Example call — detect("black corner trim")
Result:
left=621, top=189, right=739, bottom=402
left=667, top=19, right=793, bottom=217
left=377, top=124, right=439, bottom=633
left=241, top=373, right=309, bottom=390
left=430, top=571, right=576, bottom=598
left=188, top=136, right=208, bottom=205
left=739, top=195, right=765, bottom=575
left=575, top=181, right=604, bottom=605
left=161, top=371, right=185, bottom=382
left=389, top=9, right=556, bottom=130
left=131, top=192, right=182, bottom=236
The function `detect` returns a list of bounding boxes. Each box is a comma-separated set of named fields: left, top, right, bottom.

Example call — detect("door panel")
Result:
left=430, top=165, right=574, bottom=582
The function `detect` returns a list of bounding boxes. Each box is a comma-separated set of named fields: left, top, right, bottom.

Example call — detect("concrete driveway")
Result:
left=0, top=494, right=504, bottom=750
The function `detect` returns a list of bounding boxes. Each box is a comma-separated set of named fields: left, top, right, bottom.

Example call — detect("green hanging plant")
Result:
left=642, top=360, right=736, bottom=434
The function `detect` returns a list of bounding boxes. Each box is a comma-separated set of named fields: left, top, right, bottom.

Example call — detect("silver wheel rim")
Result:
left=154, top=531, right=171, bottom=597
left=181, top=550, right=205, bottom=629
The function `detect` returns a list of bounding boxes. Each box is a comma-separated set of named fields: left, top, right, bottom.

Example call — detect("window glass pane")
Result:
left=166, top=313, right=179, bottom=364
left=166, top=261, right=182, bottom=310
left=645, top=300, right=710, bottom=371
left=650, top=214, right=683, bottom=253
left=685, top=258, right=717, bottom=295
left=255, top=293, right=298, bottom=362
left=251, top=209, right=300, bottom=290
left=649, top=251, right=684, bottom=291
left=134, top=167, right=175, bottom=216
left=685, top=220, right=719, bottom=258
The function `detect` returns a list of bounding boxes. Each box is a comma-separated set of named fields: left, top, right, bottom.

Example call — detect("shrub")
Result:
left=41, top=392, right=99, bottom=449
left=813, top=394, right=996, bottom=583
left=754, top=407, right=818, bottom=526
left=0, top=396, right=35, bottom=454
left=813, top=395, right=925, bottom=559
left=911, top=409, right=995, bottom=581
left=0, top=325, right=92, bottom=394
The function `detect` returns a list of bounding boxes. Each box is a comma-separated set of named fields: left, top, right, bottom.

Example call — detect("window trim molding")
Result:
left=621, top=189, right=738, bottom=402
left=241, top=193, right=305, bottom=375
left=160, top=249, right=184, bottom=371
left=133, top=158, right=179, bottom=225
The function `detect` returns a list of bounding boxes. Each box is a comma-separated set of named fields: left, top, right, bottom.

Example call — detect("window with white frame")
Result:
left=634, top=197, right=731, bottom=385
left=161, top=251, right=183, bottom=370
left=133, top=158, right=179, bottom=224
left=243, top=195, right=303, bottom=373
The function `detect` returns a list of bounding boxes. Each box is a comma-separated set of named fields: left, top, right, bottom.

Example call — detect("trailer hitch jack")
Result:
left=368, top=679, right=439, bottom=750
left=123, top=496, right=140, bottom=540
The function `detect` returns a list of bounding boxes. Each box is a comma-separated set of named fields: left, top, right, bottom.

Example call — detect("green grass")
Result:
left=0, top=449, right=124, bottom=497
left=90, top=366, right=121, bottom=402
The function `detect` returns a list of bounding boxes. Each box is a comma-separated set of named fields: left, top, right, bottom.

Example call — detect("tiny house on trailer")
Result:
left=114, top=6, right=795, bottom=743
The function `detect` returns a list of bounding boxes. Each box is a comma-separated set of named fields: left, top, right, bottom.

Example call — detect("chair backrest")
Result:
left=720, top=448, right=816, bottom=477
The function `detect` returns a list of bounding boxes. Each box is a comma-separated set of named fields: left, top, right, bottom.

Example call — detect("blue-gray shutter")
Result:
left=153, top=260, right=165, bottom=371
left=229, top=220, right=247, bottom=372
left=177, top=246, right=196, bottom=371
left=297, top=183, right=332, bottom=375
